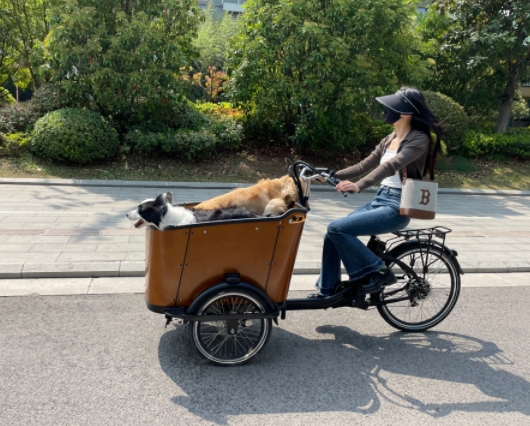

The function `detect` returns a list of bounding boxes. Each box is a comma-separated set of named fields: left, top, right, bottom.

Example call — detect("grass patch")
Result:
left=1, top=151, right=529, bottom=190
left=435, top=158, right=530, bottom=190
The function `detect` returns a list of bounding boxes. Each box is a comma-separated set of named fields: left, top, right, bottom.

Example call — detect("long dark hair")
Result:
left=399, top=86, right=442, bottom=179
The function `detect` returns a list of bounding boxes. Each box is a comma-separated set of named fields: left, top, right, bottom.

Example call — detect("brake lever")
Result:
left=326, top=175, right=350, bottom=197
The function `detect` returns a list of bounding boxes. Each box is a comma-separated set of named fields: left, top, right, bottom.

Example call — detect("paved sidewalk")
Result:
left=1, top=273, right=529, bottom=297
left=1, top=179, right=530, bottom=279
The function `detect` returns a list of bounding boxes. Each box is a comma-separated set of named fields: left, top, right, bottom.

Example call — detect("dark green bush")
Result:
left=31, top=108, right=119, bottom=164
left=0, top=132, right=30, bottom=157
left=124, top=102, right=243, bottom=158
left=423, top=91, right=469, bottom=153
left=135, top=100, right=208, bottom=133
left=0, top=104, right=38, bottom=133
left=28, top=84, right=68, bottom=117
left=0, top=84, right=70, bottom=133
left=196, top=103, right=244, bottom=152
left=160, top=130, right=217, bottom=160
left=124, top=129, right=217, bottom=161
left=462, top=127, right=530, bottom=159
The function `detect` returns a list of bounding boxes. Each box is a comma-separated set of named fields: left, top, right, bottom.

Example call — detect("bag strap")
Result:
left=402, top=153, right=435, bottom=184
left=402, top=166, right=407, bottom=185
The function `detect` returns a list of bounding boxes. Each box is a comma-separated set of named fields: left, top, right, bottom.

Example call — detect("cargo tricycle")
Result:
left=145, top=161, right=463, bottom=365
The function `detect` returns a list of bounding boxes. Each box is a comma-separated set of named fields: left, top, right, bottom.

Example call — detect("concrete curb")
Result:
left=1, top=177, right=530, bottom=196
left=2, top=262, right=530, bottom=280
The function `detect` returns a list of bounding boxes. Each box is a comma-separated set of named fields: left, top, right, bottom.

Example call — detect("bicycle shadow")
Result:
left=316, top=325, right=529, bottom=418
left=158, top=324, right=529, bottom=424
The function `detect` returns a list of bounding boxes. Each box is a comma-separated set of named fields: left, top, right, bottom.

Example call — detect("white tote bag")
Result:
left=399, top=167, right=438, bottom=220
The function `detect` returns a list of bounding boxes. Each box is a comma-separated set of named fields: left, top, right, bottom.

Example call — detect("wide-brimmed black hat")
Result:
left=376, top=90, right=420, bottom=115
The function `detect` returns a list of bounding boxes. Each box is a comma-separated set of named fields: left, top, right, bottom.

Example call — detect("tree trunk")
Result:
left=496, top=61, right=519, bottom=134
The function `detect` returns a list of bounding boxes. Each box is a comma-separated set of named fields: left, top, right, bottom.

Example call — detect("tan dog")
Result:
left=194, top=174, right=308, bottom=216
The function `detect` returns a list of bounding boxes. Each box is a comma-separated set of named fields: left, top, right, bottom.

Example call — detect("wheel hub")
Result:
left=407, top=279, right=431, bottom=306
left=226, top=319, right=239, bottom=335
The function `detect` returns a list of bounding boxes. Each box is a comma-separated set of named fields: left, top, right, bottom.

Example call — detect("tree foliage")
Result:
left=193, top=3, right=240, bottom=74
left=422, top=90, right=469, bottom=153
left=228, top=0, right=426, bottom=151
left=432, top=0, right=530, bottom=133
left=0, top=0, right=50, bottom=89
left=47, top=0, right=202, bottom=132
left=416, top=8, right=506, bottom=120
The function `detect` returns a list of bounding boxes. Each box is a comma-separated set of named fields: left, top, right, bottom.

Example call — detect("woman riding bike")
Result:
left=310, top=87, right=442, bottom=298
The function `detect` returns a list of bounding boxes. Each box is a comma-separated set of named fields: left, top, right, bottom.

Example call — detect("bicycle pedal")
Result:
left=353, top=299, right=369, bottom=310
left=352, top=292, right=369, bottom=310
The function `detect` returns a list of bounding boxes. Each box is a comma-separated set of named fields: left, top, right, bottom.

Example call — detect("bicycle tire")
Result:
left=375, top=243, right=461, bottom=332
left=188, top=290, right=272, bottom=366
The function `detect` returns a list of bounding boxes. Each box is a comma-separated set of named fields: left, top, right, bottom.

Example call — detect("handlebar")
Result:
left=288, top=160, right=354, bottom=197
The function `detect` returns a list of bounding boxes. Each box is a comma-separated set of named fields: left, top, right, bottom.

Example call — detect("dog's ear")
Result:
left=166, top=192, right=173, bottom=204
left=155, top=193, right=167, bottom=206
left=281, top=179, right=298, bottom=204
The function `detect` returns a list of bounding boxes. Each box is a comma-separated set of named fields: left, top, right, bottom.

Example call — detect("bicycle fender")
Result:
left=387, top=239, right=464, bottom=275
left=186, top=282, right=277, bottom=315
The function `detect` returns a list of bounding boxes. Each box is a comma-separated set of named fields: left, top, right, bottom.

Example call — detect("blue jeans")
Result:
left=316, top=185, right=411, bottom=296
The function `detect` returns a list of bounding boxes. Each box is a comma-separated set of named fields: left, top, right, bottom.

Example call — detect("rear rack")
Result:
left=393, top=226, right=452, bottom=239
left=367, top=226, right=453, bottom=255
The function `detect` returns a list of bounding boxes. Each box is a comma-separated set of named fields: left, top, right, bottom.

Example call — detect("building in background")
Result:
left=198, top=0, right=245, bottom=15
left=199, top=0, right=434, bottom=15
left=522, top=83, right=530, bottom=100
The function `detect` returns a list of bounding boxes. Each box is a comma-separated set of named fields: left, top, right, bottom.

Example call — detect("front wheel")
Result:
left=375, top=243, right=461, bottom=332
left=189, top=289, right=272, bottom=366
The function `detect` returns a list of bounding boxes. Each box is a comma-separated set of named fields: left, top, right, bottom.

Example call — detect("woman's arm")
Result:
left=354, top=132, right=429, bottom=192
left=334, top=134, right=391, bottom=180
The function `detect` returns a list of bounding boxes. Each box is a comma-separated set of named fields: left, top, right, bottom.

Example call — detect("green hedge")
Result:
left=31, top=108, right=119, bottom=164
left=462, top=127, right=530, bottom=159
left=124, top=129, right=217, bottom=160
left=124, top=102, right=243, bottom=159
left=423, top=91, right=469, bottom=154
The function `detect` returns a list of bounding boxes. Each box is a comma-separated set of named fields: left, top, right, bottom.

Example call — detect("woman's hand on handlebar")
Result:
left=336, top=180, right=359, bottom=193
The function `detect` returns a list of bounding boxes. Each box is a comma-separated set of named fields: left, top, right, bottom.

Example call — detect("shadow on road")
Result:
left=158, top=325, right=529, bottom=423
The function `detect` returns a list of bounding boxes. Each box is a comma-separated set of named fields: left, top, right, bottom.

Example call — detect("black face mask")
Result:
left=384, top=108, right=402, bottom=124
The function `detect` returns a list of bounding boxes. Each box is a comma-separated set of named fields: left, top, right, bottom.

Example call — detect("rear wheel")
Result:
left=189, top=290, right=272, bottom=366
left=376, top=244, right=461, bottom=332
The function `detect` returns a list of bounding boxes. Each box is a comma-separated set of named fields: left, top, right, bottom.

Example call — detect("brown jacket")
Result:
left=335, top=130, right=430, bottom=192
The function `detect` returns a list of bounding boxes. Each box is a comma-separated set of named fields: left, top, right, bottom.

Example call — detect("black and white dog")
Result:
left=127, top=192, right=262, bottom=230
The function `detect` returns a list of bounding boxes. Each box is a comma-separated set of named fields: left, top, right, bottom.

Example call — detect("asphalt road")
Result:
left=1, top=288, right=529, bottom=425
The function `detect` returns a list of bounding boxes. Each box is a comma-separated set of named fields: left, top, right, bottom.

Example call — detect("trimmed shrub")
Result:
left=0, top=132, right=30, bottom=157
left=124, top=129, right=217, bottom=161
left=0, top=84, right=71, bottom=133
left=27, top=84, right=68, bottom=117
left=124, top=102, right=244, bottom=158
left=160, top=130, right=217, bottom=160
left=0, top=104, right=36, bottom=133
left=462, top=127, right=530, bottom=159
left=423, top=91, right=469, bottom=153
left=195, top=102, right=244, bottom=150
left=0, top=88, right=16, bottom=107
left=31, top=108, right=119, bottom=164
left=135, top=100, right=208, bottom=133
